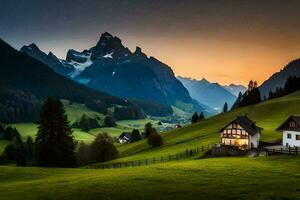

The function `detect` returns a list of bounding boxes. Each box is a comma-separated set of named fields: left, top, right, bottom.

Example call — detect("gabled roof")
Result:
left=220, top=116, right=263, bottom=135
left=119, top=132, right=131, bottom=140
left=276, top=115, right=300, bottom=131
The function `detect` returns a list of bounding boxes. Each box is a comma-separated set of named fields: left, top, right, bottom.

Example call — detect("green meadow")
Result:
left=1, top=91, right=300, bottom=200
left=0, top=156, right=299, bottom=200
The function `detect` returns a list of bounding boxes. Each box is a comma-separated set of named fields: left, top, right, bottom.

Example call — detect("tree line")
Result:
left=268, top=76, right=300, bottom=100
left=191, top=112, right=205, bottom=124
left=231, top=80, right=262, bottom=110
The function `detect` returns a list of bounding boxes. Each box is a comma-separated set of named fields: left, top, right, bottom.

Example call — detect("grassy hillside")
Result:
left=0, top=101, right=171, bottom=153
left=62, top=99, right=105, bottom=124
left=110, top=90, right=300, bottom=163
left=0, top=156, right=299, bottom=200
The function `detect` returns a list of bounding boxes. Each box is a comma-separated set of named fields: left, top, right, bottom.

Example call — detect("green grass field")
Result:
left=1, top=92, right=300, bottom=199
left=0, top=156, right=299, bottom=200
left=61, top=99, right=105, bottom=124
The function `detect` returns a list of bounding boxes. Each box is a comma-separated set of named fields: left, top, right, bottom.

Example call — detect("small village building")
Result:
left=175, top=124, right=182, bottom=129
left=276, top=115, right=300, bottom=147
left=118, top=132, right=131, bottom=143
left=220, top=116, right=263, bottom=150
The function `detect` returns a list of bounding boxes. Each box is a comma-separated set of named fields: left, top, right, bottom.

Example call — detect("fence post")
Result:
left=296, top=147, right=298, bottom=155
left=113, top=164, right=115, bottom=168
left=139, top=160, right=141, bottom=166
left=197, top=147, right=199, bottom=154
left=168, top=155, right=171, bottom=161
left=176, top=154, right=178, bottom=160
left=125, top=162, right=127, bottom=168
left=289, top=146, right=291, bottom=155
left=180, top=152, right=182, bottom=157
left=132, top=161, right=134, bottom=167
left=161, top=156, right=163, bottom=163
left=202, top=145, right=204, bottom=151
left=186, top=149, right=189, bottom=157
left=153, top=158, right=155, bottom=164
left=146, top=159, right=148, bottom=165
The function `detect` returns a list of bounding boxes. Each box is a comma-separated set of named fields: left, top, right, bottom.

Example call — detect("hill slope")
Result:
left=0, top=156, right=299, bottom=200
left=109, top=90, right=300, bottom=163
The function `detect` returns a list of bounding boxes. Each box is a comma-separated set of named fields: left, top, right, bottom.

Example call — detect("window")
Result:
left=287, top=133, right=292, bottom=139
left=296, top=135, right=300, bottom=140
left=289, top=121, right=296, bottom=128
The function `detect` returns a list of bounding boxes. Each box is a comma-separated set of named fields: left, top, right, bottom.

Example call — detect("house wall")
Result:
left=283, top=130, right=300, bottom=147
left=249, top=133, right=260, bottom=148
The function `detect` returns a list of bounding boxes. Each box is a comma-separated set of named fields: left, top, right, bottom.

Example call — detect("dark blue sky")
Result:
left=1, top=0, right=300, bottom=84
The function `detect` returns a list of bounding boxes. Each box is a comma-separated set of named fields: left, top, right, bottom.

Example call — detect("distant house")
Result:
left=276, top=115, right=300, bottom=147
left=118, top=132, right=131, bottom=143
left=175, top=124, right=182, bottom=129
left=220, top=116, right=263, bottom=149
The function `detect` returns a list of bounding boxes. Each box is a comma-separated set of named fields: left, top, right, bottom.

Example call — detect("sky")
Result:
left=1, top=0, right=300, bottom=85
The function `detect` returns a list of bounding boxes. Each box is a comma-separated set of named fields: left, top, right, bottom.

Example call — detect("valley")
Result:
left=1, top=3, right=300, bottom=199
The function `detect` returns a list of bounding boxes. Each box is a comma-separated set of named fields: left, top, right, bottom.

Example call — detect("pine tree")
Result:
left=199, top=112, right=205, bottom=121
left=35, top=97, right=77, bottom=167
left=191, top=112, right=199, bottom=123
left=223, top=102, right=228, bottom=113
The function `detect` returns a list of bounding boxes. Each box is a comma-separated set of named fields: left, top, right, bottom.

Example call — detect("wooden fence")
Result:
left=87, top=143, right=214, bottom=169
left=264, top=147, right=299, bottom=156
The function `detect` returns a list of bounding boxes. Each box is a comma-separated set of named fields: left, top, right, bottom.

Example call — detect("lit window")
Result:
left=287, top=134, right=292, bottom=139
left=289, top=121, right=296, bottom=128
left=296, top=135, right=300, bottom=140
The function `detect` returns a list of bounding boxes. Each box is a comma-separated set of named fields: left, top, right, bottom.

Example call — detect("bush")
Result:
left=77, top=142, right=92, bottom=166
left=77, top=133, right=119, bottom=166
left=131, top=129, right=141, bottom=142
left=2, top=140, right=27, bottom=166
left=90, top=133, right=118, bottom=163
left=144, top=122, right=155, bottom=138
left=147, top=130, right=163, bottom=147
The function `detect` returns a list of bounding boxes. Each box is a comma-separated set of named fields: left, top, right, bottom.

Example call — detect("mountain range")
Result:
left=177, top=77, right=244, bottom=112
left=21, top=32, right=210, bottom=115
left=0, top=39, right=144, bottom=123
left=223, top=84, right=247, bottom=97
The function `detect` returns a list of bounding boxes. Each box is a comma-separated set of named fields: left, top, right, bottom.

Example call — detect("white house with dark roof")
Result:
left=118, top=132, right=131, bottom=144
left=220, top=116, right=263, bottom=150
left=276, top=115, right=300, bottom=147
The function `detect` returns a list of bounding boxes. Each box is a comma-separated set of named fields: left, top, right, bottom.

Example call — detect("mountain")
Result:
left=178, top=77, right=237, bottom=112
left=74, top=32, right=192, bottom=105
left=259, top=59, right=300, bottom=98
left=223, top=84, right=247, bottom=96
left=0, top=39, right=144, bottom=122
left=21, top=32, right=209, bottom=115
left=20, top=44, right=75, bottom=76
